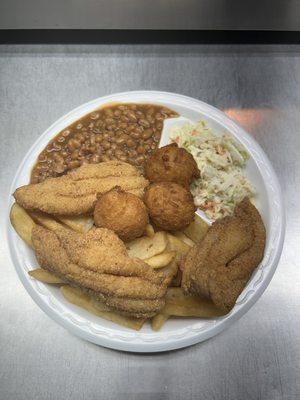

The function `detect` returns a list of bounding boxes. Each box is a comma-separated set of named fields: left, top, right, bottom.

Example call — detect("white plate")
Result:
left=6, top=91, right=285, bottom=353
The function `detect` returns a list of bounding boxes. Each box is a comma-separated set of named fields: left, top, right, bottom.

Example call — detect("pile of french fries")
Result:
left=10, top=202, right=224, bottom=331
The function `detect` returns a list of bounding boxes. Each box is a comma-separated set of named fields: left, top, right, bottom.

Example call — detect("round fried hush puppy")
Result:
left=94, top=187, right=149, bottom=242
left=144, top=182, right=196, bottom=231
left=144, top=143, right=200, bottom=187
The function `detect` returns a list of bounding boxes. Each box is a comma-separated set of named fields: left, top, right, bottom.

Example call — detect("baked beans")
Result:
left=30, top=103, right=178, bottom=183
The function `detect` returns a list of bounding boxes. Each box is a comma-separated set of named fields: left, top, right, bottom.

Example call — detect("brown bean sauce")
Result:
left=30, top=103, right=178, bottom=183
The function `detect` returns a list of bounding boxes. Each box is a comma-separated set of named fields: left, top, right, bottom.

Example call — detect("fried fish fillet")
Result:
left=31, top=225, right=169, bottom=318
left=14, top=161, right=149, bottom=216
left=181, top=198, right=266, bottom=312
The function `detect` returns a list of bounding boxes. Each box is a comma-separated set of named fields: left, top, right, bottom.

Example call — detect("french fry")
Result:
left=30, top=211, right=66, bottom=232
left=60, top=285, right=145, bottom=331
left=173, top=232, right=195, bottom=247
left=10, top=203, right=36, bottom=247
left=163, top=288, right=225, bottom=318
left=126, top=231, right=167, bottom=260
left=28, top=268, right=64, bottom=284
left=144, top=251, right=176, bottom=269
left=151, top=287, right=225, bottom=331
left=151, top=313, right=169, bottom=331
left=61, top=286, right=111, bottom=312
left=58, top=215, right=94, bottom=233
left=145, top=223, right=155, bottom=238
left=167, top=233, right=191, bottom=265
left=183, top=215, right=209, bottom=244
left=167, top=234, right=190, bottom=257
left=163, top=302, right=224, bottom=318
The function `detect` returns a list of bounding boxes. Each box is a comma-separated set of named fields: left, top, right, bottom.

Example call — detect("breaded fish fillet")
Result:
left=181, top=198, right=266, bottom=312
left=14, top=161, right=149, bottom=216
left=32, top=225, right=168, bottom=318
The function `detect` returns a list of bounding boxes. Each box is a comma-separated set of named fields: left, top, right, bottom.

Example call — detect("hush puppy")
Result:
left=94, top=186, right=149, bottom=242
left=144, top=182, right=196, bottom=231
left=144, top=143, right=199, bottom=187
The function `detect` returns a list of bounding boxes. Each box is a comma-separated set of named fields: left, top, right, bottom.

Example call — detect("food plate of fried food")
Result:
left=7, top=91, right=285, bottom=352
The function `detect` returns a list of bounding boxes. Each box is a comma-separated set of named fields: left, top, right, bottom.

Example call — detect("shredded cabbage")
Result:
left=169, top=120, right=255, bottom=219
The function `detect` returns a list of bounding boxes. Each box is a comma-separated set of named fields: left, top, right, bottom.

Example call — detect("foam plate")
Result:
left=7, top=91, right=285, bottom=352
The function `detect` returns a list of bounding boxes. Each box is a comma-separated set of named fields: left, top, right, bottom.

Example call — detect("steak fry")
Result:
left=31, top=225, right=168, bottom=318
left=14, top=161, right=149, bottom=216
left=181, top=198, right=266, bottom=312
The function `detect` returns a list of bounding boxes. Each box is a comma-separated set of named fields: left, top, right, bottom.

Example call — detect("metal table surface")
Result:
left=1, top=0, right=300, bottom=30
left=0, top=45, right=299, bottom=400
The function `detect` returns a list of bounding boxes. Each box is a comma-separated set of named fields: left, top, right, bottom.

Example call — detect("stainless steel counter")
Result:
left=0, top=45, right=299, bottom=400
left=1, top=0, right=300, bottom=30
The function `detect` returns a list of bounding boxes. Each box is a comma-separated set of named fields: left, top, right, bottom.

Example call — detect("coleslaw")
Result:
left=169, top=120, right=255, bottom=219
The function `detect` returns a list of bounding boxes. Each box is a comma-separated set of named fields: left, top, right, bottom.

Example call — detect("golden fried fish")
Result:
left=14, top=161, right=149, bottom=216
left=181, top=198, right=266, bottom=312
left=31, top=224, right=170, bottom=318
